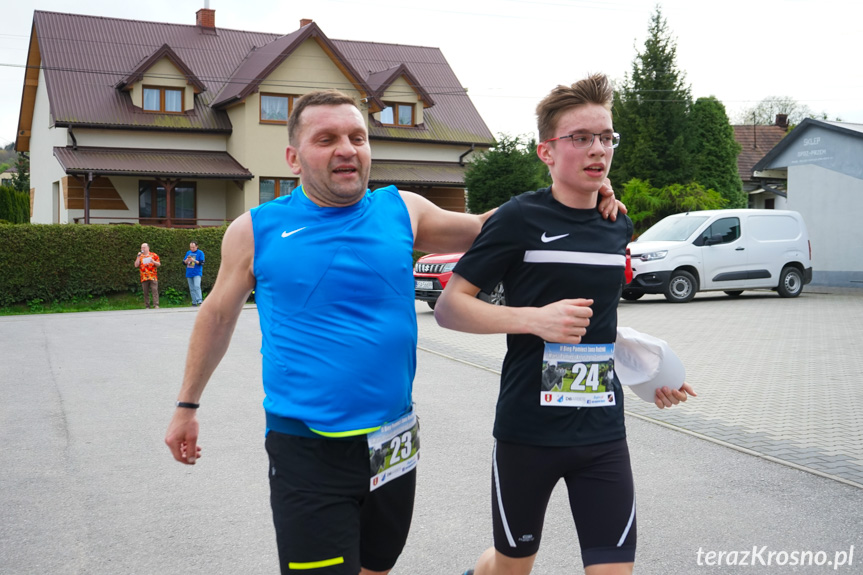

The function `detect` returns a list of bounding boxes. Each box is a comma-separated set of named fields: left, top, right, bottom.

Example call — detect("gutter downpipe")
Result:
left=84, top=172, right=93, bottom=224
left=458, top=144, right=475, bottom=166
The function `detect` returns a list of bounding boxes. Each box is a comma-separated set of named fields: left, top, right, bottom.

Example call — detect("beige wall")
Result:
left=73, top=129, right=227, bottom=151
left=30, top=67, right=70, bottom=223
left=130, top=58, right=195, bottom=112
left=226, top=38, right=367, bottom=212
left=375, top=76, right=423, bottom=124
left=370, top=140, right=485, bottom=163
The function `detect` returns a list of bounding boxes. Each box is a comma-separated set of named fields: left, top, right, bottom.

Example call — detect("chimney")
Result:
left=300, top=18, right=313, bottom=27
left=197, top=7, right=216, bottom=29
left=775, top=114, right=789, bottom=129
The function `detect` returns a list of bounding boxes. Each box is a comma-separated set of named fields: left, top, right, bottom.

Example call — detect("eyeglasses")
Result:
left=542, top=132, right=620, bottom=149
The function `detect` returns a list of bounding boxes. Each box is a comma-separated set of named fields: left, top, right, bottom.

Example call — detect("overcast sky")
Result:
left=2, top=0, right=861, bottom=149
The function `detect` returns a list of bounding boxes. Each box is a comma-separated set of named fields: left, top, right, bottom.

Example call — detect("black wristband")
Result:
left=176, top=401, right=200, bottom=409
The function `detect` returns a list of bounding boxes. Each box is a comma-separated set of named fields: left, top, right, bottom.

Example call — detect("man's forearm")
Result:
left=177, top=304, right=242, bottom=402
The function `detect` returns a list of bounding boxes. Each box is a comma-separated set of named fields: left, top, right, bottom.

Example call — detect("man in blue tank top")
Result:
left=165, top=90, right=624, bottom=575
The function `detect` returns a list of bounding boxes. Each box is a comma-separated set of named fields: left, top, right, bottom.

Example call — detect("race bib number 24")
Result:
left=540, top=342, right=616, bottom=408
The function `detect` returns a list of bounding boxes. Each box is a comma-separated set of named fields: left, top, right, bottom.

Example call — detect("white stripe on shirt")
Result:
left=524, top=250, right=625, bottom=267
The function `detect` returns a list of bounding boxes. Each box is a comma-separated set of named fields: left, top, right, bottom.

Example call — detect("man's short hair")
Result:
left=536, top=74, right=614, bottom=142
left=288, top=90, right=359, bottom=145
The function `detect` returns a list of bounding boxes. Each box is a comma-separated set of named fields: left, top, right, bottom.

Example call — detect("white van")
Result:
left=623, top=209, right=812, bottom=303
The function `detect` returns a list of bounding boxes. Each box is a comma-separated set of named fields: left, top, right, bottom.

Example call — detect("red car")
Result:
left=414, top=253, right=505, bottom=310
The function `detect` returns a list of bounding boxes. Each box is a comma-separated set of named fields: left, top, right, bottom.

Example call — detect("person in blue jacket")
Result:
left=183, top=241, right=205, bottom=306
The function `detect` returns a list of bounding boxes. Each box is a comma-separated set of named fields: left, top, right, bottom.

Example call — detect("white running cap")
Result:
left=614, top=327, right=686, bottom=403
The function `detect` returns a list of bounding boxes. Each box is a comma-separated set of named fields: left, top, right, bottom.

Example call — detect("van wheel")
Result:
left=427, top=301, right=436, bottom=310
left=724, top=290, right=744, bottom=297
left=621, top=290, right=644, bottom=301
left=664, top=270, right=697, bottom=303
left=777, top=266, right=803, bottom=298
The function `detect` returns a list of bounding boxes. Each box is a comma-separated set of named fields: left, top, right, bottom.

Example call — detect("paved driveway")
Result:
left=416, top=287, right=863, bottom=488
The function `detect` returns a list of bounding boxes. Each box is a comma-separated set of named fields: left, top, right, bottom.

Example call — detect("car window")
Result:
left=701, top=217, right=740, bottom=245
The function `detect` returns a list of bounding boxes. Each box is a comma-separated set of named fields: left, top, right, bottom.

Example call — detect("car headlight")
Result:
left=638, top=251, right=668, bottom=261
left=442, top=262, right=457, bottom=272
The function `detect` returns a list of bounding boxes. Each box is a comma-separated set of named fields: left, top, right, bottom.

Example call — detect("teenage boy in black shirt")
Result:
left=435, top=74, right=695, bottom=575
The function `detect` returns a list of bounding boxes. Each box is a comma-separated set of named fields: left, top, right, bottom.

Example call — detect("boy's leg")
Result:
left=472, top=441, right=560, bottom=575
left=563, top=439, right=636, bottom=573
left=474, top=547, right=536, bottom=575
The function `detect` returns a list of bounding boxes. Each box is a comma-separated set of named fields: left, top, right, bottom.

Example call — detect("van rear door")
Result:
left=744, top=213, right=806, bottom=288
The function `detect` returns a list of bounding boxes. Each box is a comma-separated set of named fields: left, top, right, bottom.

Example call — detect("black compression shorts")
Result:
left=490, top=438, right=636, bottom=567
left=265, top=431, right=416, bottom=574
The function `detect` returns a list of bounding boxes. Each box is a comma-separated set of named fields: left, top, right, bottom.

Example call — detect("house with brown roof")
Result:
left=732, top=115, right=789, bottom=209
left=16, top=8, right=494, bottom=226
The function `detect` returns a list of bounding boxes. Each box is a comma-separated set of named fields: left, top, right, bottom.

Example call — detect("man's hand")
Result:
left=598, top=178, right=627, bottom=221
left=654, top=382, right=697, bottom=409
left=165, top=409, right=202, bottom=464
left=531, top=299, right=593, bottom=343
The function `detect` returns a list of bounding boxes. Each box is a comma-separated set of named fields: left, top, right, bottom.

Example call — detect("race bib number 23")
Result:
left=367, top=410, right=419, bottom=491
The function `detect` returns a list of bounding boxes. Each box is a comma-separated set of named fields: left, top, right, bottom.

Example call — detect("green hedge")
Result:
left=0, top=224, right=227, bottom=307
left=0, top=185, right=30, bottom=224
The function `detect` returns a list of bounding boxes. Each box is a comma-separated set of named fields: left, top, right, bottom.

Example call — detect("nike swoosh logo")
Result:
left=541, top=232, right=569, bottom=243
left=281, top=227, right=307, bottom=238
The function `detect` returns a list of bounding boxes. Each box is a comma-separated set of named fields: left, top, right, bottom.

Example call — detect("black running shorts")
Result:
left=265, top=431, right=416, bottom=574
left=490, top=438, right=636, bottom=567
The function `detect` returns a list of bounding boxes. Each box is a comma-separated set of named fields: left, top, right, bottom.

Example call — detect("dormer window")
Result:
left=261, top=93, right=297, bottom=124
left=143, top=86, right=184, bottom=113
left=380, top=103, right=414, bottom=127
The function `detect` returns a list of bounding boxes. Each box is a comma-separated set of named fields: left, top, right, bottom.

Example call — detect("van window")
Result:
left=637, top=215, right=709, bottom=242
left=700, top=217, right=740, bottom=245
left=748, top=215, right=801, bottom=241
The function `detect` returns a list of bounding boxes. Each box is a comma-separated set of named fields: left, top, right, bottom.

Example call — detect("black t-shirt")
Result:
left=454, top=187, right=633, bottom=447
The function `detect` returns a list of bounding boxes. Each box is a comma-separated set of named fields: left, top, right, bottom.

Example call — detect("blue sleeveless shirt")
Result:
left=250, top=185, right=417, bottom=436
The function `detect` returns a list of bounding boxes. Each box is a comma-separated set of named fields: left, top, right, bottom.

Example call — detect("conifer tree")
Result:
left=611, top=6, right=691, bottom=189
left=465, top=134, right=550, bottom=213
left=688, top=97, right=746, bottom=208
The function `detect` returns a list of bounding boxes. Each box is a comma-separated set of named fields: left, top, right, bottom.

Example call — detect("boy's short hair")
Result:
left=536, top=74, right=614, bottom=142
left=288, top=90, right=359, bottom=145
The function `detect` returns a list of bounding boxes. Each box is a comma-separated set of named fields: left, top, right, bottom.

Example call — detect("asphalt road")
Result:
left=1, top=294, right=861, bottom=574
